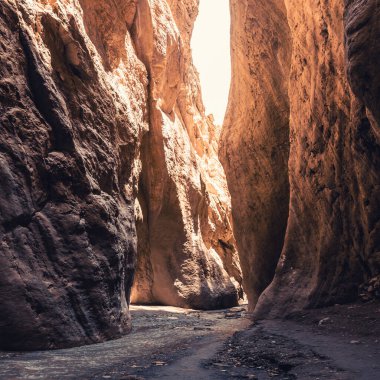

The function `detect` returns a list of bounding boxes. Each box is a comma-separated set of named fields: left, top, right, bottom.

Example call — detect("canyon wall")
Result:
left=221, top=0, right=380, bottom=316
left=130, top=0, right=242, bottom=309
left=2, top=0, right=378, bottom=351
left=220, top=0, right=291, bottom=309
left=0, top=0, right=241, bottom=350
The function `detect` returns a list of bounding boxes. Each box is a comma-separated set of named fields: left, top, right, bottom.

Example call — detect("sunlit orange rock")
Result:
left=130, top=0, right=242, bottom=310
left=220, top=0, right=291, bottom=311
left=221, top=0, right=380, bottom=317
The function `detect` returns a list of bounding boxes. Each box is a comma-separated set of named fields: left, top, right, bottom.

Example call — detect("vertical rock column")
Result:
left=222, top=0, right=380, bottom=316
left=0, top=0, right=147, bottom=349
left=220, top=0, right=292, bottom=309
left=131, top=0, right=243, bottom=309
left=255, top=0, right=380, bottom=317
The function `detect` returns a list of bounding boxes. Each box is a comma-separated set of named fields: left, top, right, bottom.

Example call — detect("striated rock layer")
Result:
left=221, top=0, right=380, bottom=316
left=0, top=0, right=241, bottom=350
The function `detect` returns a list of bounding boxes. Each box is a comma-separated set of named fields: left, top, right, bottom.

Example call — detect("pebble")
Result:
left=225, top=312, right=241, bottom=319
left=318, top=317, right=330, bottom=326
left=152, top=361, right=167, bottom=366
left=213, top=363, right=229, bottom=367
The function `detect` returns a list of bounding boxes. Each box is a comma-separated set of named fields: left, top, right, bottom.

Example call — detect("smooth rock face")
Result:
left=221, top=0, right=380, bottom=316
left=0, top=0, right=241, bottom=350
left=220, top=0, right=292, bottom=309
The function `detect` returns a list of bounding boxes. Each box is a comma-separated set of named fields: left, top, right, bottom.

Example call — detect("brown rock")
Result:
left=2, top=0, right=379, bottom=350
left=221, top=0, right=380, bottom=317
left=0, top=0, right=241, bottom=350
left=0, top=0, right=145, bottom=349
left=220, top=0, right=292, bottom=310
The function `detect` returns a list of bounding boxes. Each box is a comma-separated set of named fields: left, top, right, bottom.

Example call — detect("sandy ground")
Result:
left=0, top=302, right=379, bottom=379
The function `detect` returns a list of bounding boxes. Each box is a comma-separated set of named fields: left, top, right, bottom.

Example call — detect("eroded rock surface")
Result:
left=130, top=0, right=242, bottom=310
left=221, top=0, right=380, bottom=316
left=0, top=0, right=241, bottom=350
left=3, top=0, right=378, bottom=351
left=0, top=0, right=144, bottom=350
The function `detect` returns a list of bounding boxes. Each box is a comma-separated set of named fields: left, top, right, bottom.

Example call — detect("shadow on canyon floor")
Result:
left=0, top=302, right=379, bottom=379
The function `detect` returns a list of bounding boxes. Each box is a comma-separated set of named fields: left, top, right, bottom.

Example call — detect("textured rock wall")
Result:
left=0, top=0, right=241, bottom=350
left=130, top=0, right=242, bottom=309
left=0, top=0, right=145, bottom=350
left=221, top=0, right=380, bottom=316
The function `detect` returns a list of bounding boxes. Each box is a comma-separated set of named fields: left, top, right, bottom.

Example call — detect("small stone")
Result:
left=225, top=313, right=241, bottom=319
left=152, top=361, right=167, bottom=366
left=318, top=317, right=330, bottom=326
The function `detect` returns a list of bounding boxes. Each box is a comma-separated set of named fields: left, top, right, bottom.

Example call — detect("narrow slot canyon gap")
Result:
left=0, top=0, right=379, bottom=356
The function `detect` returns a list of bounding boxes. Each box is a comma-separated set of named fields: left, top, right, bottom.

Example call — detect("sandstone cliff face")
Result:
left=130, top=0, right=242, bottom=309
left=220, top=0, right=291, bottom=309
left=3, top=0, right=377, bottom=351
left=0, top=0, right=241, bottom=350
left=221, top=0, right=380, bottom=316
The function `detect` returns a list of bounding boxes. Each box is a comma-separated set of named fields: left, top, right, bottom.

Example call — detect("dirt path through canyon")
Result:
left=0, top=303, right=379, bottom=379
left=0, top=305, right=250, bottom=380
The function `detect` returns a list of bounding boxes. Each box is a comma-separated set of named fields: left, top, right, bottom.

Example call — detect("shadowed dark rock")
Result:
left=0, top=0, right=140, bottom=350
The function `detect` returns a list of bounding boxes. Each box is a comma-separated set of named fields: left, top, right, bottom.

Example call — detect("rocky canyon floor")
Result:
left=0, top=302, right=379, bottom=380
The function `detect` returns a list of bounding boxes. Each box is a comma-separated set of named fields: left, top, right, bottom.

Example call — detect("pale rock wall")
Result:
left=130, top=0, right=242, bottom=309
